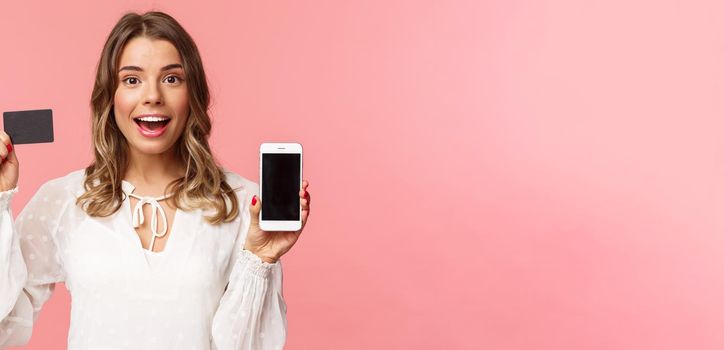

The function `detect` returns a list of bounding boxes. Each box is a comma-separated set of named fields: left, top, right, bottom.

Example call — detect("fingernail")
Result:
left=251, top=195, right=257, bottom=205
left=6, top=144, right=12, bottom=154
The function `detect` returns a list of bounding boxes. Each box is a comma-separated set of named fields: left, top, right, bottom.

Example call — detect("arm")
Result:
left=210, top=249, right=287, bottom=350
left=210, top=175, right=287, bottom=350
left=0, top=184, right=66, bottom=348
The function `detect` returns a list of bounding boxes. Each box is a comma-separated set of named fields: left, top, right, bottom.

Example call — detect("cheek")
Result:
left=171, top=90, right=190, bottom=115
left=113, top=89, right=138, bottom=119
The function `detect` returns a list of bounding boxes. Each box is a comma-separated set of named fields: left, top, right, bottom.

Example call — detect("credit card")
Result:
left=3, top=109, right=54, bottom=144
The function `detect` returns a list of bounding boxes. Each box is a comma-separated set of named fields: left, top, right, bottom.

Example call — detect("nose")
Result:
left=143, top=81, right=164, bottom=106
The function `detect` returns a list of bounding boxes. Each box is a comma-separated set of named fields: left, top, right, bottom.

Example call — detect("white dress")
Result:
left=0, top=169, right=287, bottom=349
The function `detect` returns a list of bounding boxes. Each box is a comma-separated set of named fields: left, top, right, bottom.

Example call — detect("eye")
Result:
left=122, top=77, right=140, bottom=85
left=164, top=75, right=183, bottom=84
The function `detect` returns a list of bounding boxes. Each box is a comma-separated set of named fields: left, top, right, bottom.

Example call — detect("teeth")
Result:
left=136, top=116, right=169, bottom=122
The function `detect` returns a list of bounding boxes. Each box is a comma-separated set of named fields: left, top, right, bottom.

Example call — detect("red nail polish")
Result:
left=251, top=195, right=257, bottom=205
left=6, top=144, right=12, bottom=154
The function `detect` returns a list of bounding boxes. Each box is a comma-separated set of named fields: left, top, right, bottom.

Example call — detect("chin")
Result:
left=130, top=139, right=178, bottom=156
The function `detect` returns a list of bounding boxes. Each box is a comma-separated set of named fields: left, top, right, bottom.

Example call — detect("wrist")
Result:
left=0, top=186, right=18, bottom=210
left=243, top=245, right=278, bottom=264
left=260, top=256, right=278, bottom=264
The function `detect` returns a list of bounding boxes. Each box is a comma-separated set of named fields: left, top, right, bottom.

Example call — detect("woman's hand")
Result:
left=244, top=180, right=310, bottom=263
left=0, top=131, right=18, bottom=192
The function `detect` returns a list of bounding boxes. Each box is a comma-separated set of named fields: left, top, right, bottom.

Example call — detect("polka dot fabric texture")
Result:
left=0, top=169, right=286, bottom=349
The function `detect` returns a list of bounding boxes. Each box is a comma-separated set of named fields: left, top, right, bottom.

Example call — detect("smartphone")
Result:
left=259, top=142, right=303, bottom=231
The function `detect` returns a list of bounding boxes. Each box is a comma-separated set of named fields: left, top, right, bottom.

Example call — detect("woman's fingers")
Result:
left=299, top=188, right=310, bottom=210
left=249, top=195, right=260, bottom=227
left=0, top=131, right=16, bottom=165
left=300, top=209, right=309, bottom=231
left=0, top=131, right=10, bottom=160
left=299, top=180, right=310, bottom=205
left=298, top=180, right=310, bottom=231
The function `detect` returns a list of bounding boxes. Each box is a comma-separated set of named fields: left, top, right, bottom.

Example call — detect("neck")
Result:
left=124, top=146, right=185, bottom=187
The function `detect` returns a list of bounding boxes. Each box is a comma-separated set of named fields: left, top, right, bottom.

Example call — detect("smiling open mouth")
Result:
left=133, top=116, right=171, bottom=130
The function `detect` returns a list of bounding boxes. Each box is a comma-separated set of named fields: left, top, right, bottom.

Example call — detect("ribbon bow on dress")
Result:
left=127, top=192, right=173, bottom=252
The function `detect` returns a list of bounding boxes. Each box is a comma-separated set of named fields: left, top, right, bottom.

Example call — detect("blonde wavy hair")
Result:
left=76, top=11, right=239, bottom=224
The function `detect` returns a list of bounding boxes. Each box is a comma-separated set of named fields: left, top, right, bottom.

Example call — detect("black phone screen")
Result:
left=261, top=153, right=301, bottom=221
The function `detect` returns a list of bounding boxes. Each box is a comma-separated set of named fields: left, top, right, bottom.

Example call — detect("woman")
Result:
left=0, top=11, right=309, bottom=349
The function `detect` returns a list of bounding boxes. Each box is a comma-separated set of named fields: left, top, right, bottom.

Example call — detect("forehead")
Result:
left=117, top=37, right=182, bottom=69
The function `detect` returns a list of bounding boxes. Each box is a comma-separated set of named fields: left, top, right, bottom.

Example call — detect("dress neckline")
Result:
left=121, top=179, right=174, bottom=198
left=121, top=179, right=178, bottom=255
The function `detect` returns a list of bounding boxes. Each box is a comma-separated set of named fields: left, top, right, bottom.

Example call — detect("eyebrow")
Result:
left=118, top=63, right=183, bottom=73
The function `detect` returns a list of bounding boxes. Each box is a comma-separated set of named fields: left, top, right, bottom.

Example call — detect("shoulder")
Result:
left=18, top=169, right=86, bottom=221
left=33, top=168, right=86, bottom=200
left=210, top=169, right=257, bottom=217
left=222, top=169, right=259, bottom=198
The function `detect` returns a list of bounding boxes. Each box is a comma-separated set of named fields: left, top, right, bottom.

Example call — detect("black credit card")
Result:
left=3, top=109, right=54, bottom=144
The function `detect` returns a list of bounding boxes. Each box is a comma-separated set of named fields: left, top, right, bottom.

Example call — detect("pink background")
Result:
left=2, top=0, right=724, bottom=349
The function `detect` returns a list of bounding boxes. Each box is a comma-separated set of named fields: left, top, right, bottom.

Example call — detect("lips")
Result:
left=133, top=114, right=170, bottom=138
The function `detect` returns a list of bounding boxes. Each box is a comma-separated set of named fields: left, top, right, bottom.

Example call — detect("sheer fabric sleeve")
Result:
left=0, top=182, right=68, bottom=347
left=211, top=177, right=287, bottom=350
